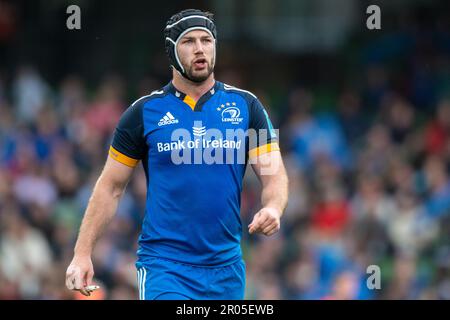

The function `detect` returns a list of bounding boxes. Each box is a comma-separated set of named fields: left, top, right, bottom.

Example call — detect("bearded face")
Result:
left=176, top=30, right=215, bottom=82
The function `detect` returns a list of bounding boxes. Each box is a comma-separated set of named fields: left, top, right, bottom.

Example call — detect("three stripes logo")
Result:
left=158, top=112, right=179, bottom=126
left=192, top=125, right=206, bottom=137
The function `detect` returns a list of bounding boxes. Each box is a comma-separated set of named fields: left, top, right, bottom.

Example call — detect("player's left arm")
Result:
left=247, top=97, right=289, bottom=236
left=249, top=150, right=288, bottom=236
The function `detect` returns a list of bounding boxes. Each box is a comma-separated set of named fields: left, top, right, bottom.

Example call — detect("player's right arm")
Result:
left=66, top=100, right=147, bottom=296
left=65, top=156, right=135, bottom=296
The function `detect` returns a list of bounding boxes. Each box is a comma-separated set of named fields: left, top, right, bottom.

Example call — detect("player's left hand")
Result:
left=248, top=207, right=281, bottom=236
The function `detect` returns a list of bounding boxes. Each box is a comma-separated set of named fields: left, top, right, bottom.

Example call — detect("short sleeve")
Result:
left=248, top=98, right=279, bottom=158
left=110, top=103, right=147, bottom=167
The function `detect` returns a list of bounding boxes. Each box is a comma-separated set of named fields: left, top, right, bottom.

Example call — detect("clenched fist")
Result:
left=248, top=207, right=281, bottom=236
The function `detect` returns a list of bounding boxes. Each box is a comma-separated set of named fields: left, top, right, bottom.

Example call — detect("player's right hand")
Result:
left=65, top=256, right=95, bottom=296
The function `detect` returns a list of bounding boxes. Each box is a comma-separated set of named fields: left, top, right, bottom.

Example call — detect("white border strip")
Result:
left=223, top=84, right=257, bottom=99
left=166, top=15, right=213, bottom=29
left=142, top=268, right=147, bottom=300
left=137, top=269, right=142, bottom=300
left=131, top=90, right=164, bottom=107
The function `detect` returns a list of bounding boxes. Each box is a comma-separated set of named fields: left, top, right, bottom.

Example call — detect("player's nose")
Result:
left=193, top=39, right=205, bottom=53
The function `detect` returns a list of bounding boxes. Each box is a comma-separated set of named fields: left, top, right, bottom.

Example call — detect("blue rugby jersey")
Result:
left=109, top=81, right=279, bottom=266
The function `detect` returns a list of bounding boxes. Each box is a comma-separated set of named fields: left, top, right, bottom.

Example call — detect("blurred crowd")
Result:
left=1, top=17, right=450, bottom=300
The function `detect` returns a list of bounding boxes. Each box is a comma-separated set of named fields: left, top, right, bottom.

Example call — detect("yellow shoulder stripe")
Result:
left=109, top=146, right=139, bottom=168
left=248, top=142, right=280, bottom=159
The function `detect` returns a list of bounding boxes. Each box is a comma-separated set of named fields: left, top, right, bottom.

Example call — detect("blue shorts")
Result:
left=135, top=257, right=246, bottom=300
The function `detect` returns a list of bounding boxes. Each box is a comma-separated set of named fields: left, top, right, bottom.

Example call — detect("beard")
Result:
left=183, top=57, right=215, bottom=83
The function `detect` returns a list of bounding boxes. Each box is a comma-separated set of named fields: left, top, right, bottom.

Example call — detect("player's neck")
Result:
left=172, top=73, right=215, bottom=102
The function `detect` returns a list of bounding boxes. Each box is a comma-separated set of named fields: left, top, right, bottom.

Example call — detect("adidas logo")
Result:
left=158, top=112, right=179, bottom=126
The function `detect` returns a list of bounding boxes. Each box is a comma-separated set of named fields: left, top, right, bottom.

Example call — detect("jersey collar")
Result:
left=164, top=81, right=222, bottom=112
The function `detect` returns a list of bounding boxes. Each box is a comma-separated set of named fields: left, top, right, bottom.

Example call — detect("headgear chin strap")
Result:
left=164, top=9, right=217, bottom=82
